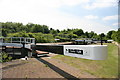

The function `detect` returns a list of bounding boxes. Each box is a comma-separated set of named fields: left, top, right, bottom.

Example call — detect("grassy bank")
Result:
left=52, top=43, right=118, bottom=78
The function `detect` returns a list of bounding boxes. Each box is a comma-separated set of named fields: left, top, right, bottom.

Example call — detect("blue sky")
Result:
left=0, top=0, right=118, bottom=34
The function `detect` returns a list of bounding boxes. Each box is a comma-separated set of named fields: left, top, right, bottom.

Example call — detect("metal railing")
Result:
left=0, top=37, right=35, bottom=44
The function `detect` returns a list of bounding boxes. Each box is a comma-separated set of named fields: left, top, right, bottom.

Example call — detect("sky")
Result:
left=0, top=0, right=119, bottom=34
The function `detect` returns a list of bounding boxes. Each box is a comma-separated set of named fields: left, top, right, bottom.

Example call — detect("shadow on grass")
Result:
left=36, top=58, right=80, bottom=80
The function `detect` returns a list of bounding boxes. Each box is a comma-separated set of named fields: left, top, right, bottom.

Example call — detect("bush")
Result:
left=0, top=52, right=13, bottom=63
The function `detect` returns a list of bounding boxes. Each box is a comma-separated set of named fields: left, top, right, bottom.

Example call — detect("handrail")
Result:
left=0, top=37, right=35, bottom=44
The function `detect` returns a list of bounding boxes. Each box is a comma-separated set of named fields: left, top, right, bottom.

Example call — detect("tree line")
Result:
left=0, top=22, right=120, bottom=43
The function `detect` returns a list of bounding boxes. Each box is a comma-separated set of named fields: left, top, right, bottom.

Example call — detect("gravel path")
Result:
left=2, top=53, right=96, bottom=79
left=2, top=58, right=63, bottom=78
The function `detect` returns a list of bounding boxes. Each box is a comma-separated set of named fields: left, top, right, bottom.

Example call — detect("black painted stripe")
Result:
left=36, top=58, right=80, bottom=80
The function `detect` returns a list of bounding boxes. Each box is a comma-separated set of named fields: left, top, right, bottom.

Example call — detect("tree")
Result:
left=111, top=31, right=118, bottom=41
left=111, top=29, right=120, bottom=43
left=2, top=29, right=8, bottom=37
left=117, top=29, right=120, bottom=43
left=100, top=33, right=105, bottom=37
left=99, top=33, right=107, bottom=40
left=31, top=24, right=42, bottom=33
left=107, top=30, right=115, bottom=39
left=84, top=31, right=89, bottom=38
left=56, top=29, right=60, bottom=33
left=67, top=33, right=78, bottom=40
left=73, top=29, right=84, bottom=36
left=8, top=31, right=29, bottom=37
left=92, top=34, right=99, bottom=40
left=42, top=25, right=50, bottom=34
left=89, top=31, right=95, bottom=38
left=4, top=21, right=120, bottom=43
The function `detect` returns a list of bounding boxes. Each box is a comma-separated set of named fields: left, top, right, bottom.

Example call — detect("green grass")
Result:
left=52, top=43, right=118, bottom=78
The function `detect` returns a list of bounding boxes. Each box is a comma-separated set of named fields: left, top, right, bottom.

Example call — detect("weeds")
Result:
left=0, top=52, right=13, bottom=63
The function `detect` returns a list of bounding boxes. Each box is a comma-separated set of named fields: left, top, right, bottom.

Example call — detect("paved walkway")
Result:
left=36, top=42, right=72, bottom=45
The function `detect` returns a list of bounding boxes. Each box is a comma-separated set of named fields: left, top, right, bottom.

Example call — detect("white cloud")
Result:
left=84, top=0, right=118, bottom=10
left=0, top=0, right=117, bottom=34
left=113, top=23, right=118, bottom=26
left=112, top=22, right=120, bottom=26
left=102, top=15, right=118, bottom=21
left=60, top=0, right=90, bottom=6
left=0, top=0, right=87, bottom=12
left=85, top=15, right=98, bottom=19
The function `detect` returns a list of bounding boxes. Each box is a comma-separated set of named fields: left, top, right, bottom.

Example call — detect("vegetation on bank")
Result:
left=0, top=22, right=120, bottom=43
left=0, top=52, right=12, bottom=62
left=52, top=43, right=118, bottom=78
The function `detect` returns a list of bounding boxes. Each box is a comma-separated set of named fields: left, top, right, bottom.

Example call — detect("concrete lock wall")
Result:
left=63, top=45, right=107, bottom=60
left=36, top=44, right=107, bottom=60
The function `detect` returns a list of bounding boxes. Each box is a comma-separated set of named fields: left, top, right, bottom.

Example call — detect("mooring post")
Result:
left=84, top=40, right=86, bottom=45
